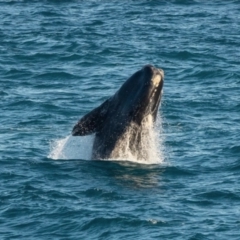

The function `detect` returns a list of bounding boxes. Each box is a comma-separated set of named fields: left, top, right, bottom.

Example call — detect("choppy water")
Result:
left=1, top=1, right=240, bottom=239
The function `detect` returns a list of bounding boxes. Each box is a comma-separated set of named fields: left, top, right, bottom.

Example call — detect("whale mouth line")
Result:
left=158, top=69, right=164, bottom=79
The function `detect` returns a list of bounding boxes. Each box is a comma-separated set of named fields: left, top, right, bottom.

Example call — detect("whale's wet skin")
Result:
left=72, top=65, right=164, bottom=161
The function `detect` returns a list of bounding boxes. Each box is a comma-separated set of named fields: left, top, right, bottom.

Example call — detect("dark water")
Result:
left=1, top=1, right=240, bottom=239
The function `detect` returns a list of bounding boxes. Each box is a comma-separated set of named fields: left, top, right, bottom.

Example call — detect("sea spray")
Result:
left=48, top=116, right=164, bottom=164
left=108, top=115, right=164, bottom=164
left=48, top=135, right=94, bottom=160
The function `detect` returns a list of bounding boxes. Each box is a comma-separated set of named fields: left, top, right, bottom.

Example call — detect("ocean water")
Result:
left=1, top=0, right=240, bottom=239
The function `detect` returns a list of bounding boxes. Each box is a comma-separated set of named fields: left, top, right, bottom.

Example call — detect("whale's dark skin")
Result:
left=72, top=65, right=164, bottom=160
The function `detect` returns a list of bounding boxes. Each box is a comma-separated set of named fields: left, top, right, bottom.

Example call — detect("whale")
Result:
left=72, top=65, right=164, bottom=160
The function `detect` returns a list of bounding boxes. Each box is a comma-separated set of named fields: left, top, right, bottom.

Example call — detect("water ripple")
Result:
left=1, top=1, right=240, bottom=239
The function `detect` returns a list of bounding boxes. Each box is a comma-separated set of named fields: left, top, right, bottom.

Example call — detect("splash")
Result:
left=48, top=135, right=94, bottom=160
left=107, top=115, right=164, bottom=164
left=48, top=117, right=164, bottom=164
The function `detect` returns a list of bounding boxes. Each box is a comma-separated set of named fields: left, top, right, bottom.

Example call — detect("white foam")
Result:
left=107, top=116, right=164, bottom=164
left=48, top=135, right=93, bottom=160
left=48, top=117, right=164, bottom=165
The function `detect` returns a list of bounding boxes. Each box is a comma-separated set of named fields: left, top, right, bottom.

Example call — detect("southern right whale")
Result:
left=72, top=65, right=164, bottom=161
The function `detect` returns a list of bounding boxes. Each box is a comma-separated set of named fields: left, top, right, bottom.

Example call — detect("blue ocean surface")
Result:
left=1, top=1, right=240, bottom=239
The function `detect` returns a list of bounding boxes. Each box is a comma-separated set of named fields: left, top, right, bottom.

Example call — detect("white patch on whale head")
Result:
left=152, top=75, right=160, bottom=87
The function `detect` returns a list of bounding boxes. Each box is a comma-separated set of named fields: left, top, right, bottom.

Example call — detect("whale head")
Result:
left=113, top=64, right=164, bottom=124
left=72, top=65, right=164, bottom=136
